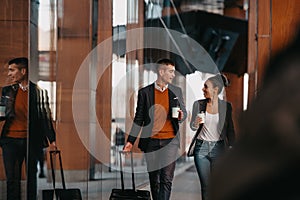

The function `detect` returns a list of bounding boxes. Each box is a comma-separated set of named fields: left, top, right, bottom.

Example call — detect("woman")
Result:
left=189, top=74, right=235, bottom=200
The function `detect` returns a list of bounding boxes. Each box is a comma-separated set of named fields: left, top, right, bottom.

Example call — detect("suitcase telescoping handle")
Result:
left=49, top=149, right=66, bottom=190
left=119, top=151, right=136, bottom=191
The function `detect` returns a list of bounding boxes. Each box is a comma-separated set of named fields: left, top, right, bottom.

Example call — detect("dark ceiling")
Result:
left=112, top=9, right=248, bottom=76
left=144, top=10, right=248, bottom=76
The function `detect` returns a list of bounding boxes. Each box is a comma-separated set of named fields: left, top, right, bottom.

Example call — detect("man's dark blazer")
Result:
left=189, top=99, right=235, bottom=146
left=0, top=82, right=56, bottom=156
left=127, top=83, right=187, bottom=152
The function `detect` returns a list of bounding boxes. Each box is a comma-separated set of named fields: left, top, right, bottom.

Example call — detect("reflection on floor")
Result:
left=0, top=159, right=201, bottom=199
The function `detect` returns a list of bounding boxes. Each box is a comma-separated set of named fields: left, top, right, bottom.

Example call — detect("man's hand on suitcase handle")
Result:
left=123, top=142, right=133, bottom=152
left=49, top=142, right=59, bottom=154
left=49, top=141, right=57, bottom=151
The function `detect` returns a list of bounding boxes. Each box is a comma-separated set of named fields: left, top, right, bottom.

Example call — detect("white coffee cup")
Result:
left=197, top=112, right=205, bottom=124
left=172, top=107, right=180, bottom=118
left=0, top=105, right=5, bottom=117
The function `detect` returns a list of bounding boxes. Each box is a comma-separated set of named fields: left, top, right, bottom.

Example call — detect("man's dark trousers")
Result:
left=1, top=137, right=38, bottom=200
left=145, top=137, right=179, bottom=200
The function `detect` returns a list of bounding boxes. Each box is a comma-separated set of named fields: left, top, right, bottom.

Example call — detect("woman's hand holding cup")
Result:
left=194, top=112, right=205, bottom=128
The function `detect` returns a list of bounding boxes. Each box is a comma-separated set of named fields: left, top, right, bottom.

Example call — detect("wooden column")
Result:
left=247, top=0, right=258, bottom=106
left=55, top=0, right=91, bottom=181
left=223, top=0, right=247, bottom=135
left=271, top=0, right=300, bottom=57
left=256, top=0, right=272, bottom=93
left=247, top=0, right=300, bottom=106
left=247, top=0, right=273, bottom=105
left=95, top=0, right=112, bottom=169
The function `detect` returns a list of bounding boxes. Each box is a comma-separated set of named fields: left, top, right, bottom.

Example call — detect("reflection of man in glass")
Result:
left=0, top=57, right=56, bottom=200
left=123, top=59, right=187, bottom=200
left=115, top=126, right=125, bottom=146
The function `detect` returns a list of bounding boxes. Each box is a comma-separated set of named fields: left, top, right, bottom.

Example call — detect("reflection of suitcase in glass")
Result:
left=42, top=150, right=82, bottom=200
left=109, top=151, right=151, bottom=200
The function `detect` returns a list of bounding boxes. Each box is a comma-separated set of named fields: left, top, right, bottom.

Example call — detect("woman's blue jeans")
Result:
left=194, top=139, right=225, bottom=200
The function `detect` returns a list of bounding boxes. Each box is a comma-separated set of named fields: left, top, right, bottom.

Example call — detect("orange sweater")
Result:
left=7, top=88, right=28, bottom=138
left=151, top=88, right=175, bottom=139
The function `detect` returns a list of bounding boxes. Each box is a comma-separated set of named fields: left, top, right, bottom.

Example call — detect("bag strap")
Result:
left=198, top=99, right=208, bottom=113
left=193, top=99, right=207, bottom=138
left=192, top=123, right=204, bottom=144
left=188, top=100, right=208, bottom=151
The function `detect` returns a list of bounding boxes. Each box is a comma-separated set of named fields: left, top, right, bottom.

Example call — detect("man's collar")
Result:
left=155, top=81, right=168, bottom=92
left=18, top=83, right=29, bottom=91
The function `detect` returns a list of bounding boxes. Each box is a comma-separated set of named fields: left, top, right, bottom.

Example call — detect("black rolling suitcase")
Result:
left=42, top=149, right=82, bottom=200
left=109, top=151, right=151, bottom=200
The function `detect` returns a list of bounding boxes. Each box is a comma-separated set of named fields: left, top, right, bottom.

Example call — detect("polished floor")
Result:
left=139, top=163, right=201, bottom=200
left=0, top=160, right=202, bottom=200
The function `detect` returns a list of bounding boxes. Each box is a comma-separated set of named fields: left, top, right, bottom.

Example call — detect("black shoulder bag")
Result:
left=187, top=124, right=203, bottom=157
left=187, top=100, right=207, bottom=157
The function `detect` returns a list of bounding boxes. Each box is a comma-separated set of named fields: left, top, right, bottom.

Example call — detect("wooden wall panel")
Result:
left=271, top=0, right=300, bottom=56
left=96, top=0, right=113, bottom=166
left=223, top=73, right=243, bottom=136
left=247, top=0, right=258, bottom=106
left=247, top=0, right=300, bottom=106
left=58, top=0, right=90, bottom=37
left=0, top=0, right=29, bottom=181
left=56, top=40, right=91, bottom=173
left=54, top=122, right=89, bottom=170
left=56, top=38, right=91, bottom=89
left=247, top=0, right=272, bottom=105
left=0, top=0, right=28, bottom=21
left=256, top=0, right=272, bottom=90
left=55, top=0, right=92, bottom=177
left=0, top=21, right=28, bottom=85
left=223, top=0, right=247, bottom=136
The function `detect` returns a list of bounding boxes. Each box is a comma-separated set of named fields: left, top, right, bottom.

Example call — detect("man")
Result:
left=0, top=57, right=56, bottom=200
left=123, top=58, right=187, bottom=200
